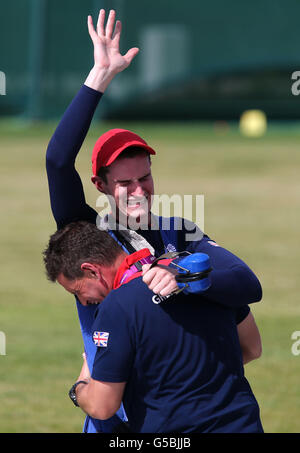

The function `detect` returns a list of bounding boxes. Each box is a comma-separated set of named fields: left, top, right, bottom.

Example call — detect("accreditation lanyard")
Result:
left=113, top=248, right=155, bottom=289
left=113, top=248, right=176, bottom=290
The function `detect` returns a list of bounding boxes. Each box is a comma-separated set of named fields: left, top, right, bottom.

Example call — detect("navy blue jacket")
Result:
left=92, top=276, right=263, bottom=433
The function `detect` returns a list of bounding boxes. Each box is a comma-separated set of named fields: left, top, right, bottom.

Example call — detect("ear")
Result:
left=80, top=262, right=101, bottom=279
left=91, top=175, right=107, bottom=193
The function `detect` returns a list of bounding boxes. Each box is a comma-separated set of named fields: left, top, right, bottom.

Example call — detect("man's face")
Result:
left=94, top=154, right=154, bottom=226
left=57, top=268, right=112, bottom=306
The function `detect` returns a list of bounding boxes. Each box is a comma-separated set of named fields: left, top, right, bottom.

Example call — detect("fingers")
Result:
left=96, top=8, right=105, bottom=36
left=87, top=15, right=98, bottom=41
left=142, top=264, right=152, bottom=276
left=87, top=8, right=139, bottom=76
left=142, top=266, right=179, bottom=296
left=93, top=9, right=126, bottom=43
left=142, top=266, right=156, bottom=285
left=91, top=9, right=117, bottom=38
left=150, top=273, right=178, bottom=296
left=123, top=47, right=140, bottom=65
left=105, top=9, right=116, bottom=39
left=156, top=280, right=178, bottom=297
left=142, top=264, right=176, bottom=284
left=112, top=19, right=122, bottom=46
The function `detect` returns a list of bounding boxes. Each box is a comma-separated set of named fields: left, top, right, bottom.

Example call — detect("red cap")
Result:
left=92, top=128, right=156, bottom=175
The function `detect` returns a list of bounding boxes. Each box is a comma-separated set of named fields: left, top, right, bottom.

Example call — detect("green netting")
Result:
left=1, top=0, right=300, bottom=119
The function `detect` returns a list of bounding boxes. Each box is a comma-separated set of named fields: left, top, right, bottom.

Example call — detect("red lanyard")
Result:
left=113, top=248, right=176, bottom=290
left=113, top=249, right=156, bottom=289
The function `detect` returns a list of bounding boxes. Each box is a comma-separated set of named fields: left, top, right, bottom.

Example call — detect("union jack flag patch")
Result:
left=93, top=331, right=109, bottom=347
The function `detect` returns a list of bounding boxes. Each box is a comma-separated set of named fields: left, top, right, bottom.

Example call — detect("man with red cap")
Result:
left=91, top=127, right=157, bottom=232
left=92, top=128, right=156, bottom=172
left=46, top=10, right=262, bottom=433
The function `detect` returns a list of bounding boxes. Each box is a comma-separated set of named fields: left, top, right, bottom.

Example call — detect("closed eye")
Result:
left=118, top=180, right=131, bottom=187
left=115, top=173, right=151, bottom=186
left=139, top=173, right=151, bottom=182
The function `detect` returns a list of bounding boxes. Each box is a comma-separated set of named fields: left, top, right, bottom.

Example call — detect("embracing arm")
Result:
left=237, top=311, right=262, bottom=364
left=141, top=235, right=262, bottom=305
left=75, top=292, right=133, bottom=420
left=186, top=235, right=262, bottom=308
left=75, top=353, right=125, bottom=420
left=142, top=219, right=262, bottom=306
left=46, top=10, right=139, bottom=229
left=77, top=379, right=126, bottom=420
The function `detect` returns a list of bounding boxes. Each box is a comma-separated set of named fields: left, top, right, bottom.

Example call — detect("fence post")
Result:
left=25, top=0, right=47, bottom=119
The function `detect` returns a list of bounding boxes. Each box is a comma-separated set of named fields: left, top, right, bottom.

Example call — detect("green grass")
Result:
left=0, top=117, right=299, bottom=432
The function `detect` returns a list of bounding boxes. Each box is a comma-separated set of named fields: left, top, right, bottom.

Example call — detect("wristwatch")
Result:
left=68, top=380, right=88, bottom=407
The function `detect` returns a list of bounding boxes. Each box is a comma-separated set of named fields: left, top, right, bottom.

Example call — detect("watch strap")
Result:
left=69, top=380, right=88, bottom=407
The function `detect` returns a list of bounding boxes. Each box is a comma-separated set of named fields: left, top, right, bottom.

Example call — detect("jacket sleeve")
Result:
left=186, top=234, right=262, bottom=308
left=45, top=85, right=103, bottom=229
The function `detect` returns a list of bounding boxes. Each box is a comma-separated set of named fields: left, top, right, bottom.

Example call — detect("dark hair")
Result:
left=43, top=221, right=123, bottom=282
left=97, top=146, right=151, bottom=183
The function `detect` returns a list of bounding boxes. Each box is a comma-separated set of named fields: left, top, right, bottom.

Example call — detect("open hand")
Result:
left=86, top=9, right=139, bottom=92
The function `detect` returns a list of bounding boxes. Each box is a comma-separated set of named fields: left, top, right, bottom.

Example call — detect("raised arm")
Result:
left=46, top=85, right=101, bottom=229
left=46, top=9, right=139, bottom=229
left=85, top=10, right=139, bottom=92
